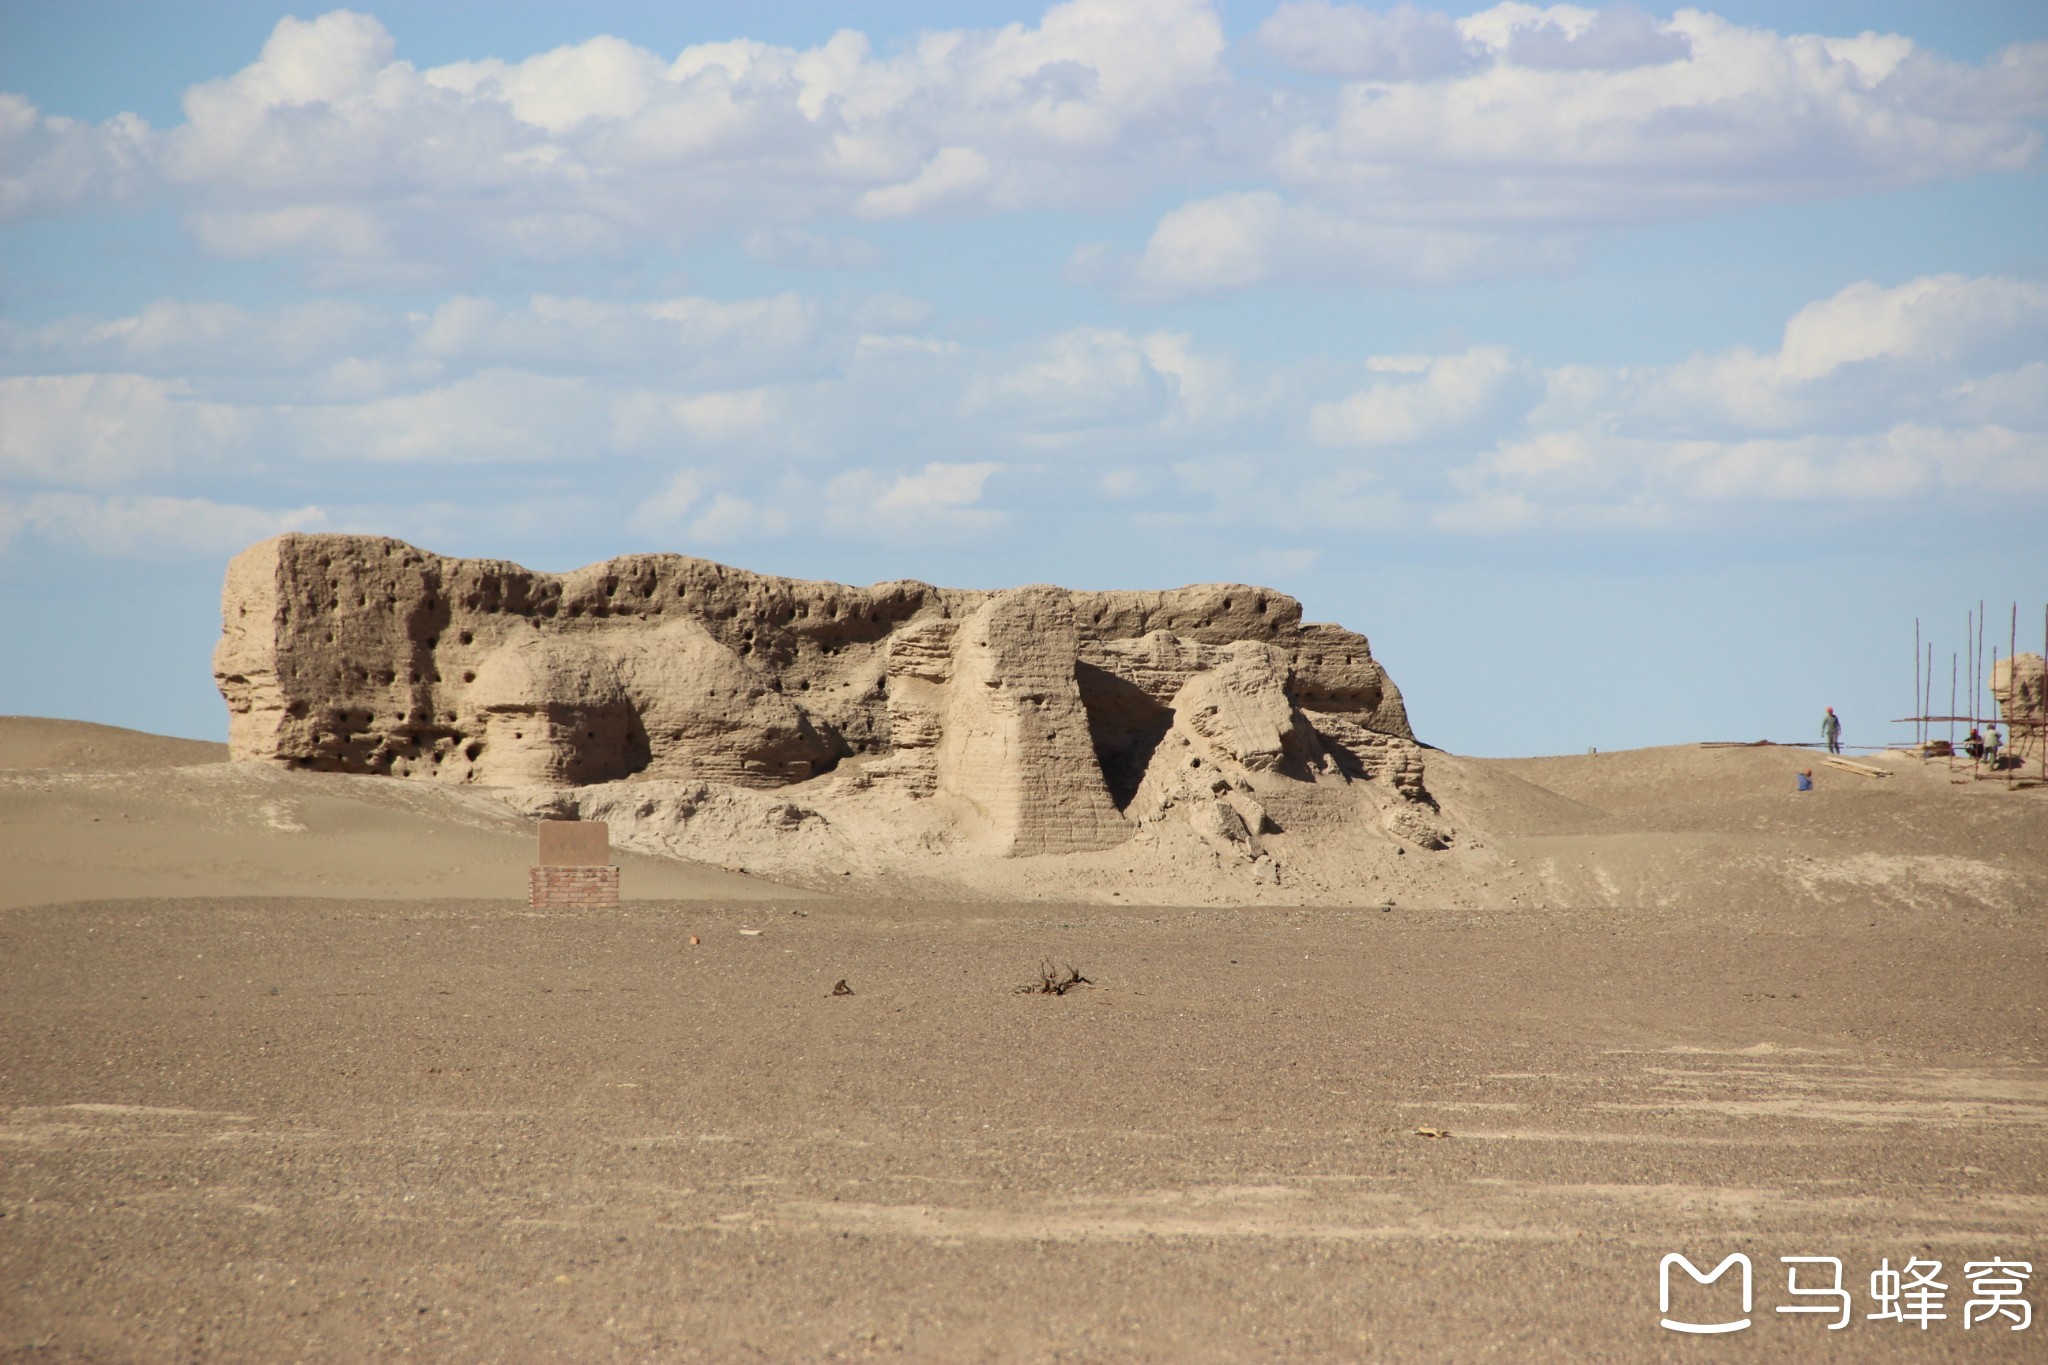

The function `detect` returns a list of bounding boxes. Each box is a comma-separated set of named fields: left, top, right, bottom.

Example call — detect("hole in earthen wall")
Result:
left=1076, top=662, right=1173, bottom=811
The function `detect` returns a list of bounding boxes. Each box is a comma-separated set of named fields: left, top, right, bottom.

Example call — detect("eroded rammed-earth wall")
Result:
left=215, top=534, right=1419, bottom=856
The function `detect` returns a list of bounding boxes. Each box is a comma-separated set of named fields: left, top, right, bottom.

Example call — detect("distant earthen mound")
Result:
left=215, top=534, right=1443, bottom=874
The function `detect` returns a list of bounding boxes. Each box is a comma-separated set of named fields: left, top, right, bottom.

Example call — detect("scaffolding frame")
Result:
left=1892, top=602, right=2048, bottom=787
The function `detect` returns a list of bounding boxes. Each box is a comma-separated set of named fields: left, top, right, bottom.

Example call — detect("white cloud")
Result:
left=613, top=388, right=777, bottom=449
left=1774, top=275, right=2048, bottom=382
left=627, top=470, right=703, bottom=533
left=965, top=328, right=1175, bottom=432
left=1636, top=275, right=2048, bottom=433
left=1495, top=4, right=1692, bottom=71
left=1126, top=191, right=1568, bottom=296
left=1310, top=346, right=1537, bottom=446
left=826, top=461, right=1003, bottom=538
left=857, top=146, right=992, bottom=219
left=1, top=273, right=2039, bottom=557
left=1678, top=432, right=1931, bottom=502
left=6, top=299, right=395, bottom=387
left=29, top=1, right=1221, bottom=272
left=684, top=492, right=789, bottom=543
left=431, top=34, right=668, bottom=134
left=1949, top=361, right=2048, bottom=428
left=0, top=374, right=251, bottom=487
left=288, top=369, right=599, bottom=463
left=1258, top=2, right=1480, bottom=80
left=0, top=491, right=324, bottom=556
left=1258, top=4, right=2044, bottom=236
left=0, top=94, right=154, bottom=219
left=190, top=205, right=389, bottom=259
left=873, top=461, right=999, bottom=514
left=1430, top=274, right=2048, bottom=524
left=742, top=226, right=885, bottom=269
left=8, top=1, right=2033, bottom=293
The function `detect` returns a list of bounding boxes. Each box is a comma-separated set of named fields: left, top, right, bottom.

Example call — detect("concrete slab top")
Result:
left=536, top=819, right=610, bottom=866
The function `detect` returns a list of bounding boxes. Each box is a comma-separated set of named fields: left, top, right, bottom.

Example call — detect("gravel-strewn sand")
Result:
left=3, top=718, right=2042, bottom=1360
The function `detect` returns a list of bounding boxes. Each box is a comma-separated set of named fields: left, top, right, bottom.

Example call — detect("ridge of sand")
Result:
left=0, top=716, right=227, bottom=771
left=4, top=717, right=2041, bottom=915
left=0, top=719, right=801, bottom=910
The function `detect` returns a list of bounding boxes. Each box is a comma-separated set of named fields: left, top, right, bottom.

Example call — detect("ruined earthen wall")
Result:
left=1991, top=653, right=2045, bottom=764
left=216, top=533, right=1419, bottom=857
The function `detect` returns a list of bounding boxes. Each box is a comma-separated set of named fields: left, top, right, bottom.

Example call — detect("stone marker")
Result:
left=537, top=819, right=610, bottom=867
left=529, top=819, right=619, bottom=908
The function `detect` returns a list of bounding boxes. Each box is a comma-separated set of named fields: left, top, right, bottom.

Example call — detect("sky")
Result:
left=1, top=1, right=2043, bottom=757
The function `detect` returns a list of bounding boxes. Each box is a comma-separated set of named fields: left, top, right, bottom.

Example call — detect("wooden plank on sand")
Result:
left=1822, top=756, right=1890, bottom=778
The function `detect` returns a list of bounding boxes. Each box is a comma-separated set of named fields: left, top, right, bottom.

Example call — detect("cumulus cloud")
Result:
left=1310, top=347, right=1538, bottom=447
left=1257, top=2, right=1480, bottom=80
left=0, top=273, right=2039, bottom=558
left=857, top=146, right=993, bottom=219
left=965, top=328, right=1176, bottom=432
left=1150, top=4, right=2045, bottom=293
left=1632, top=275, right=2048, bottom=434
left=0, top=94, right=154, bottom=218
left=1167, top=272, right=2048, bottom=532
left=1264, top=8, right=2042, bottom=228
left=1121, top=190, right=1569, bottom=296
left=1494, top=4, right=1692, bottom=70
left=5, top=1, right=2038, bottom=294
left=4, top=1, right=1226, bottom=270
left=1433, top=275, right=2048, bottom=524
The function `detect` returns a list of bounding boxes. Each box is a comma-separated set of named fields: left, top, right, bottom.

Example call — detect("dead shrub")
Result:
left=1016, top=960, right=1092, bottom=996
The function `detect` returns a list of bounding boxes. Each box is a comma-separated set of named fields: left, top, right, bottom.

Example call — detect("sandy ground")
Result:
left=0, top=720, right=801, bottom=911
left=2, top=717, right=2044, bottom=1361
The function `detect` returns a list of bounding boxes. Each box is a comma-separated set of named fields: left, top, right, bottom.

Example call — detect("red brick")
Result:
left=529, top=865, right=621, bottom=909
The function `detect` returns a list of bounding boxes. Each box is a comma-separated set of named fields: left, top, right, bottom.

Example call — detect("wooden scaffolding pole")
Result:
left=2010, top=602, right=2020, bottom=788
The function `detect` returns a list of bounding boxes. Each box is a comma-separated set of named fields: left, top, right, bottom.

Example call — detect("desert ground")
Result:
left=3, top=715, right=2043, bottom=1361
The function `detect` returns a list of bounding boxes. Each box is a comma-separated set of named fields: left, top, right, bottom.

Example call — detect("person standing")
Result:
left=1822, top=706, right=1842, bottom=755
left=1986, top=725, right=2003, bottom=769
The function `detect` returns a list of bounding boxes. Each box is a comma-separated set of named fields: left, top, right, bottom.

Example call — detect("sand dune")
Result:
left=0, top=715, right=226, bottom=772
left=0, top=717, right=802, bottom=910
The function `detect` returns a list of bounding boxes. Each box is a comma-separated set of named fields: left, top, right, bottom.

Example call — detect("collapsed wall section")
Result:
left=934, top=588, right=1127, bottom=856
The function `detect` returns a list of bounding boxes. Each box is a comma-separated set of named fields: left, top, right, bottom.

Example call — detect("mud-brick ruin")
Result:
left=1992, top=653, right=2046, bottom=766
left=215, top=534, right=1442, bottom=859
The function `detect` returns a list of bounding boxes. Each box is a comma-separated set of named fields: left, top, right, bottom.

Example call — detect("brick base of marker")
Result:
left=529, top=865, right=620, bottom=908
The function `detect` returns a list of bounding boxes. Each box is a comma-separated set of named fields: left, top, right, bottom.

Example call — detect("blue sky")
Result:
left=2, top=1, right=2044, bottom=756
